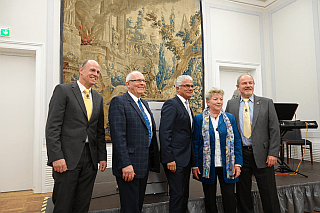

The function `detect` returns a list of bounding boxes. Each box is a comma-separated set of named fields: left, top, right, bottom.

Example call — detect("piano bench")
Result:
left=285, top=140, right=313, bottom=165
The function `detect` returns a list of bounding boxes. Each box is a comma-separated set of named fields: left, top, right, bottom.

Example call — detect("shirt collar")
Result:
left=127, top=91, right=140, bottom=103
left=240, top=94, right=254, bottom=102
left=77, top=80, right=91, bottom=93
left=209, top=111, right=222, bottom=120
left=177, top=94, right=188, bottom=104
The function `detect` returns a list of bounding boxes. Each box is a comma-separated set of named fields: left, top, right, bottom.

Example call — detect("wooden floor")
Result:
left=0, top=190, right=52, bottom=213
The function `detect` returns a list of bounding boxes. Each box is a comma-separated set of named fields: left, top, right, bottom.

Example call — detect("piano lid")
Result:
left=274, top=103, right=298, bottom=121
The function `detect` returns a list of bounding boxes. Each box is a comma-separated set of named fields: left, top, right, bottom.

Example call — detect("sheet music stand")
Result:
left=274, top=103, right=308, bottom=177
left=274, top=103, right=298, bottom=121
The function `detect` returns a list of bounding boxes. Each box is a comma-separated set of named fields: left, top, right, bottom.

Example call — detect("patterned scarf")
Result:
left=202, top=107, right=235, bottom=179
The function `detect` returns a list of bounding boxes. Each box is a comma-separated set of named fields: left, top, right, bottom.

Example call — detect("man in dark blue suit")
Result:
left=159, top=75, right=195, bottom=213
left=109, top=71, right=160, bottom=213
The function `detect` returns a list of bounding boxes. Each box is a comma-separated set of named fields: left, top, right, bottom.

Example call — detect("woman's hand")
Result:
left=192, top=168, right=200, bottom=179
left=234, top=166, right=241, bottom=179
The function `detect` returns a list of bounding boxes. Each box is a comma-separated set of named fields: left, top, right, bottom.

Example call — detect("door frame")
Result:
left=0, top=40, right=46, bottom=193
left=212, top=59, right=263, bottom=97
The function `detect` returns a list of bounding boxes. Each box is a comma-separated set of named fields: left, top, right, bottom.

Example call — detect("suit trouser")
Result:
left=52, top=143, right=97, bottom=213
left=237, top=147, right=280, bottom=213
left=116, top=172, right=149, bottom=213
left=202, top=167, right=237, bottom=213
left=163, top=162, right=191, bottom=213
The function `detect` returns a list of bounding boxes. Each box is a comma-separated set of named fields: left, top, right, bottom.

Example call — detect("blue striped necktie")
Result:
left=138, top=99, right=152, bottom=146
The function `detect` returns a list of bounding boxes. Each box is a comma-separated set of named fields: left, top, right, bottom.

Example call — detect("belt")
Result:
left=243, top=145, right=252, bottom=150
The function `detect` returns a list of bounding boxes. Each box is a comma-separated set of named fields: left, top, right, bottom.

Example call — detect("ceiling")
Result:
left=226, top=0, right=279, bottom=8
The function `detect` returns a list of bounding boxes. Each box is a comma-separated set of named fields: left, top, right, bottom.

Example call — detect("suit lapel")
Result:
left=217, top=114, right=224, bottom=129
left=71, top=82, right=87, bottom=119
left=233, top=97, right=241, bottom=131
left=142, top=99, right=155, bottom=124
left=90, top=89, right=99, bottom=123
left=190, top=106, right=194, bottom=131
left=175, top=96, right=192, bottom=129
left=252, top=95, right=260, bottom=131
left=209, top=118, right=215, bottom=140
left=125, top=92, right=147, bottom=127
left=209, top=116, right=223, bottom=145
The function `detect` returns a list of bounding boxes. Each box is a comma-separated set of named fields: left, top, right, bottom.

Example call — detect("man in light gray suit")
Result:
left=225, top=74, right=281, bottom=213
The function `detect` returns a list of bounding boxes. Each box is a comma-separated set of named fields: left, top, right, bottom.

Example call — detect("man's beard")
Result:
left=244, top=89, right=253, bottom=96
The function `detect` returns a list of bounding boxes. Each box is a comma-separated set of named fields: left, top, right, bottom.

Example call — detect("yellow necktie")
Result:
left=243, top=98, right=251, bottom=139
left=83, top=89, right=92, bottom=121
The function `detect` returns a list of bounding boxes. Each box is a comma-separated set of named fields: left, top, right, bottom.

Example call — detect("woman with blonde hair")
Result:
left=192, top=87, right=243, bottom=213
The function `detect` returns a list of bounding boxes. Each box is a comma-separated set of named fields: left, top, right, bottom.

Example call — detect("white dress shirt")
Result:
left=77, top=80, right=92, bottom=142
left=210, top=113, right=223, bottom=167
left=77, top=80, right=93, bottom=106
left=128, top=91, right=153, bottom=132
left=177, top=94, right=193, bottom=127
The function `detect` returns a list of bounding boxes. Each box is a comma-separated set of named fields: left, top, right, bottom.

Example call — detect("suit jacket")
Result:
left=46, top=82, right=106, bottom=170
left=109, top=92, right=160, bottom=178
left=192, top=112, right=243, bottom=184
left=159, top=96, right=195, bottom=167
left=225, top=94, right=280, bottom=168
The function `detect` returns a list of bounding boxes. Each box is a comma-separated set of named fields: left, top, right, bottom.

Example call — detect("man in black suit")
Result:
left=159, top=75, right=195, bottom=213
left=46, top=59, right=107, bottom=213
left=226, top=74, right=281, bottom=213
left=109, top=71, right=160, bottom=213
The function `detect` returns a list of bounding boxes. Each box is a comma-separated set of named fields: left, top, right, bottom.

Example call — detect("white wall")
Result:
left=0, top=0, right=61, bottom=193
left=268, top=0, right=320, bottom=161
left=202, top=0, right=320, bottom=162
left=209, top=8, right=261, bottom=64
left=270, top=0, right=319, bottom=120
left=0, top=0, right=46, bottom=43
left=202, top=0, right=265, bottom=108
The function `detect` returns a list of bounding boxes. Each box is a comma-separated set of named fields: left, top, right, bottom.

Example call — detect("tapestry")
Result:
left=62, top=0, right=203, bottom=141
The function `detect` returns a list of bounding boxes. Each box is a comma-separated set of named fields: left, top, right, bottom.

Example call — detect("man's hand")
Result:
left=192, top=168, right=200, bottom=179
left=234, top=166, right=241, bottom=178
left=99, top=161, right=107, bottom=172
left=266, top=155, right=277, bottom=167
left=52, top=159, right=68, bottom=173
left=122, top=165, right=136, bottom=182
left=167, top=161, right=176, bottom=173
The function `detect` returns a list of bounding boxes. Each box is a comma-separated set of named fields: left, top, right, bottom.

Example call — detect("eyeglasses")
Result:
left=181, top=84, right=194, bottom=88
left=130, top=79, right=146, bottom=83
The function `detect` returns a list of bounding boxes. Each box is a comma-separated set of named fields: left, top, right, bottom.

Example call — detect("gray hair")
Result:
left=205, top=87, right=224, bottom=101
left=237, top=74, right=255, bottom=86
left=175, top=75, right=193, bottom=88
left=126, top=71, right=143, bottom=82
left=80, top=59, right=99, bottom=68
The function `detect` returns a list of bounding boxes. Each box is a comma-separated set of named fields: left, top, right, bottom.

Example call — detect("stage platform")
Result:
left=44, top=159, right=320, bottom=213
